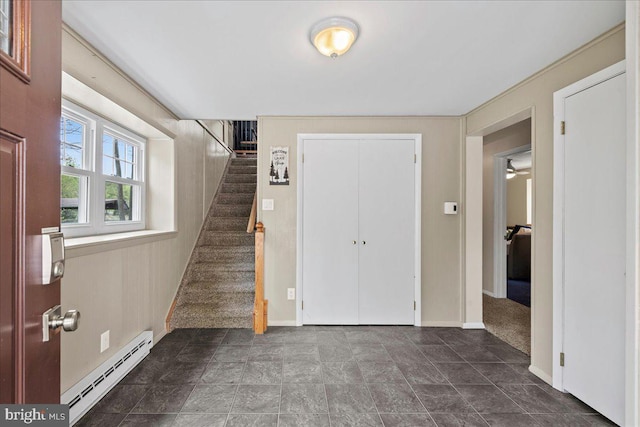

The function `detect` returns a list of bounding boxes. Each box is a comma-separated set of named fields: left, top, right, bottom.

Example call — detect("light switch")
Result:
left=287, top=288, right=295, bottom=300
left=262, top=199, right=274, bottom=211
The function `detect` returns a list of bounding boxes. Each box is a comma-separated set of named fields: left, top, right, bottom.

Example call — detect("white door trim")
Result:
left=552, top=60, right=626, bottom=391
left=296, top=133, right=422, bottom=326
left=464, top=107, right=533, bottom=330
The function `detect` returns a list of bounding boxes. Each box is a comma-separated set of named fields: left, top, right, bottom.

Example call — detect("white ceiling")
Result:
left=62, top=1, right=624, bottom=120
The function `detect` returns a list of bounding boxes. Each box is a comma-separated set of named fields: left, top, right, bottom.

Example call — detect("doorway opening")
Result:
left=481, top=118, right=533, bottom=355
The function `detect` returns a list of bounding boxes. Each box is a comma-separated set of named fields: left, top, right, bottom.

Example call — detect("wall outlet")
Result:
left=287, top=288, right=295, bottom=300
left=100, top=330, right=110, bottom=353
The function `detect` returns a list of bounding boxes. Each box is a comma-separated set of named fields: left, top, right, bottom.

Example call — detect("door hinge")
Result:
left=560, top=352, right=565, bottom=367
left=301, top=301, right=304, bottom=310
left=414, top=154, right=417, bottom=163
left=560, top=121, right=565, bottom=135
left=413, top=301, right=416, bottom=311
left=302, top=153, right=304, bottom=163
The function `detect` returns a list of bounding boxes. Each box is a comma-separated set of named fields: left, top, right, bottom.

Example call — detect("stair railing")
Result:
left=247, top=193, right=257, bottom=233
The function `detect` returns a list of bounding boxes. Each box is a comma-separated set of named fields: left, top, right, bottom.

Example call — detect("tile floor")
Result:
left=77, top=326, right=614, bottom=426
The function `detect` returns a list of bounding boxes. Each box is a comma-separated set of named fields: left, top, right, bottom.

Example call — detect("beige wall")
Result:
left=507, top=174, right=529, bottom=227
left=467, top=25, right=625, bottom=381
left=60, top=28, right=230, bottom=392
left=257, top=117, right=463, bottom=325
left=482, top=120, right=531, bottom=293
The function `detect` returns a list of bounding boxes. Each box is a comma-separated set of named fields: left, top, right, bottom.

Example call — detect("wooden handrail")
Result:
left=253, top=222, right=268, bottom=334
left=247, top=193, right=257, bottom=234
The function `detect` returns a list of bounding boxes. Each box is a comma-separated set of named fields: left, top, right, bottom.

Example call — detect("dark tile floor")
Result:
left=77, top=326, right=615, bottom=427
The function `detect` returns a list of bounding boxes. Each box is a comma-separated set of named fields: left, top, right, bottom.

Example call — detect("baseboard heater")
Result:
left=61, top=330, right=154, bottom=425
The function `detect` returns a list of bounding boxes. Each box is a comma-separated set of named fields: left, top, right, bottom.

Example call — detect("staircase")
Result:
left=169, top=157, right=257, bottom=329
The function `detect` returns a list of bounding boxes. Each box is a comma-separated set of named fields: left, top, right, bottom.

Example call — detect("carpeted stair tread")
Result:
left=169, top=156, right=257, bottom=331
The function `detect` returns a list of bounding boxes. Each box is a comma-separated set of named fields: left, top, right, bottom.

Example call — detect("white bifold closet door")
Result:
left=302, top=138, right=415, bottom=325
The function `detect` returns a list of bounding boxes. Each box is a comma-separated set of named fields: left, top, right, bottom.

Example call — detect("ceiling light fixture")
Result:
left=309, top=17, right=359, bottom=58
left=506, top=159, right=517, bottom=180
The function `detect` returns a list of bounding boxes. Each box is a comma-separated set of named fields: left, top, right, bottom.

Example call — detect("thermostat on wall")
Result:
left=444, top=202, right=458, bottom=215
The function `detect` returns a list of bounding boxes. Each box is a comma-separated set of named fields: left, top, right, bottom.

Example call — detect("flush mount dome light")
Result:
left=309, top=17, right=359, bottom=58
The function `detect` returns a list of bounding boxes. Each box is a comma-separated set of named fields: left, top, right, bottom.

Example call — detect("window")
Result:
left=61, top=100, right=145, bottom=237
left=0, top=0, right=11, bottom=55
left=0, top=0, right=30, bottom=82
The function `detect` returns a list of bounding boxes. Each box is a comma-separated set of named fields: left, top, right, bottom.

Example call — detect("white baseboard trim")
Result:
left=482, top=289, right=495, bottom=297
left=421, top=320, right=462, bottom=327
left=529, top=364, right=553, bottom=385
left=462, top=322, right=486, bottom=329
left=268, top=320, right=297, bottom=326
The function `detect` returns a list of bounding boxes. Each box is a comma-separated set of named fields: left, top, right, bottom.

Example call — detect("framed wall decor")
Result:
left=269, top=146, right=289, bottom=185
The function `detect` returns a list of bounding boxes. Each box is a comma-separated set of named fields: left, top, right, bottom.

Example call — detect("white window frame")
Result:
left=61, top=99, right=146, bottom=237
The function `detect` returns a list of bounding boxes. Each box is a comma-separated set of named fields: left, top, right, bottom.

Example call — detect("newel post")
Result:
left=253, top=222, right=267, bottom=334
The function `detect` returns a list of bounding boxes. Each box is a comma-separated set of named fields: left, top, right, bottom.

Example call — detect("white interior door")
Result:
left=563, top=73, right=626, bottom=425
left=358, top=139, right=415, bottom=324
left=302, top=139, right=359, bottom=324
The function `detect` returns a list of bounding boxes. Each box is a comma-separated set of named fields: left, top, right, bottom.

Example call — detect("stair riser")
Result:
left=205, top=218, right=248, bottom=232
left=187, top=264, right=255, bottom=280
left=181, top=281, right=255, bottom=295
left=225, top=174, right=256, bottom=183
left=193, top=251, right=254, bottom=263
left=215, top=194, right=254, bottom=205
left=221, top=183, right=256, bottom=194
left=184, top=269, right=255, bottom=282
left=228, top=166, right=257, bottom=174
left=231, top=159, right=257, bottom=167
left=179, top=289, right=255, bottom=304
left=171, top=316, right=253, bottom=329
left=211, top=204, right=251, bottom=217
left=199, top=233, right=254, bottom=246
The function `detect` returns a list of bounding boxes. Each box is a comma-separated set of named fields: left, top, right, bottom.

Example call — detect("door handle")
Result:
left=352, top=240, right=357, bottom=245
left=362, top=241, right=366, bottom=245
left=42, top=305, right=80, bottom=342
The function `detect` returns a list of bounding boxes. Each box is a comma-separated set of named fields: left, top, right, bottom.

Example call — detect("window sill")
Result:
left=65, top=229, right=177, bottom=258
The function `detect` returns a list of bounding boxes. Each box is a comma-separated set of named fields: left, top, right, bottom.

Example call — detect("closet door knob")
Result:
left=352, top=240, right=357, bottom=245
left=362, top=241, right=366, bottom=245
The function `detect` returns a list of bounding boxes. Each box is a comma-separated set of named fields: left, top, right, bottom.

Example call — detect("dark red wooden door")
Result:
left=0, top=0, right=62, bottom=403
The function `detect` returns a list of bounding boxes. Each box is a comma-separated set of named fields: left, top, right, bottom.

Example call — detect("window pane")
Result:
left=116, top=140, right=125, bottom=159
left=61, top=174, right=88, bottom=224
left=105, top=181, right=136, bottom=222
left=125, top=162, right=133, bottom=179
left=103, top=156, right=113, bottom=176
left=60, top=116, right=85, bottom=168
left=126, top=145, right=134, bottom=162
left=62, top=144, right=82, bottom=168
left=64, top=119, right=84, bottom=146
left=0, top=0, right=12, bottom=56
left=103, top=134, right=114, bottom=158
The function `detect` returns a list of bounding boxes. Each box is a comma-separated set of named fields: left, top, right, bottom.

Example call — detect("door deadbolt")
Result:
left=42, top=305, right=80, bottom=342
